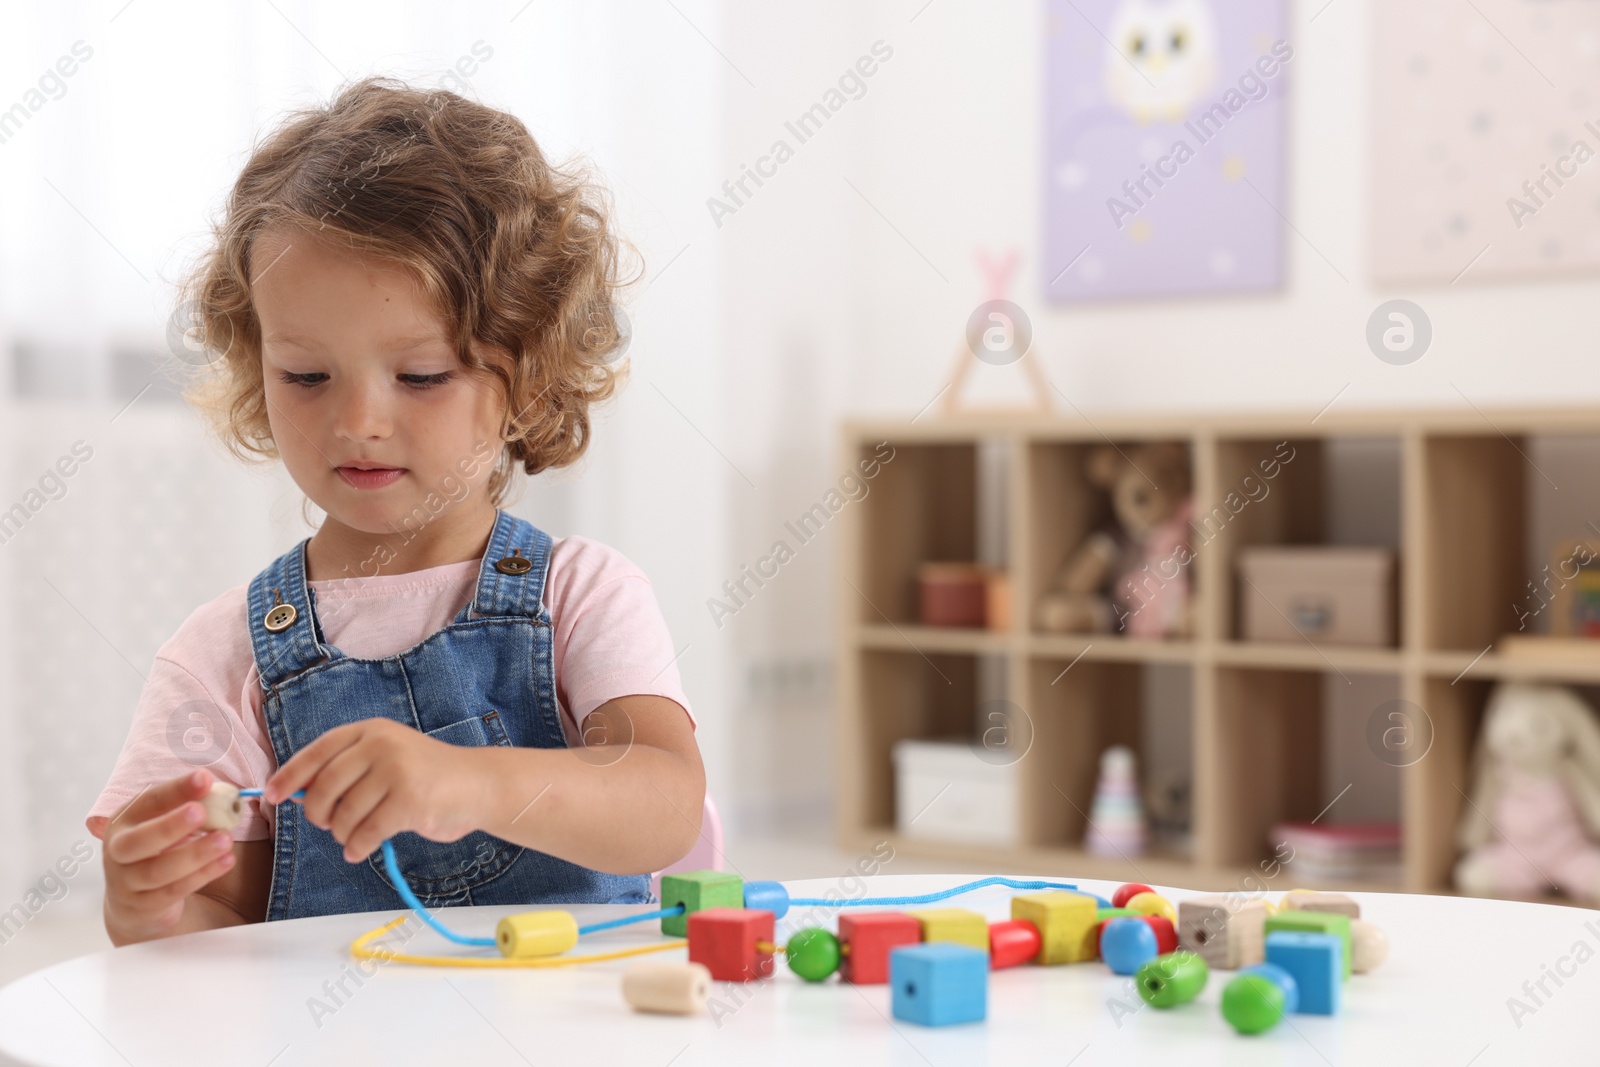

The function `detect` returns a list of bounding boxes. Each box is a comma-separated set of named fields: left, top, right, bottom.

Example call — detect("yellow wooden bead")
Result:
left=1011, top=892, right=1098, bottom=965
left=1125, top=892, right=1176, bottom=924
left=908, top=908, right=988, bottom=951
left=1263, top=898, right=1280, bottom=916
left=496, top=910, right=579, bottom=959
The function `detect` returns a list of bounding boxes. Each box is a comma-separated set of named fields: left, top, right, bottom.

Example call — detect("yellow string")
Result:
left=349, top=915, right=688, bottom=969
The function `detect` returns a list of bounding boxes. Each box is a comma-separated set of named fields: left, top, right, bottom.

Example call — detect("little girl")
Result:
left=84, top=76, right=704, bottom=945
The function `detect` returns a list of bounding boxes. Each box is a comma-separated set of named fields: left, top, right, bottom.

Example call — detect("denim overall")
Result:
left=246, top=508, right=652, bottom=920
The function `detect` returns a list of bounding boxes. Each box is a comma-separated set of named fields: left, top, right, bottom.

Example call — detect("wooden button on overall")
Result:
left=494, top=548, right=532, bottom=575
left=263, top=588, right=297, bottom=632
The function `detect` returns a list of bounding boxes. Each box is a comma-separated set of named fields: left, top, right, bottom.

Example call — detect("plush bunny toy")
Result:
left=1455, top=682, right=1600, bottom=904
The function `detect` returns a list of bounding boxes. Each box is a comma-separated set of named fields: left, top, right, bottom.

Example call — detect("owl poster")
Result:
left=1044, top=0, right=1291, bottom=302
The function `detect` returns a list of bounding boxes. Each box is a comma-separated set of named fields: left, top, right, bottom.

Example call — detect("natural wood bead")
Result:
left=1350, top=919, right=1389, bottom=973
left=199, top=782, right=244, bottom=832
left=1177, top=895, right=1267, bottom=969
left=1282, top=891, right=1361, bottom=920
left=622, top=961, right=712, bottom=1015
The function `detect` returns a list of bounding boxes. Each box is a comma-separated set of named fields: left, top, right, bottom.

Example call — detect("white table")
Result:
left=0, top=874, right=1596, bottom=1066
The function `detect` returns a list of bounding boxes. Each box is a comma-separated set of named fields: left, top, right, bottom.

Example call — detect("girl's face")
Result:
left=252, top=226, right=506, bottom=537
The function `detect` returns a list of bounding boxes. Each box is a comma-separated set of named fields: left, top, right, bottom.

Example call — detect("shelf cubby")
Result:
left=838, top=409, right=1600, bottom=902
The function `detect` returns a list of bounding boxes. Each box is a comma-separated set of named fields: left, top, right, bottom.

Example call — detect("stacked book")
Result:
left=1270, top=822, right=1402, bottom=885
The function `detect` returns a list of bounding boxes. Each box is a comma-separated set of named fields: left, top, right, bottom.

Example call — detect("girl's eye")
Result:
left=399, top=372, right=455, bottom=388
left=277, top=371, right=328, bottom=388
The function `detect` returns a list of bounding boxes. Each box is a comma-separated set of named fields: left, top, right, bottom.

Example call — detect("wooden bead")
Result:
left=495, top=911, right=578, bottom=959
left=622, top=961, right=711, bottom=1015
left=199, top=782, right=244, bottom=832
left=890, top=943, right=988, bottom=1026
left=1136, top=950, right=1209, bottom=1008
left=1222, top=973, right=1286, bottom=1034
left=909, top=908, right=989, bottom=951
left=839, top=912, right=921, bottom=984
left=659, top=871, right=744, bottom=937
left=1124, top=891, right=1177, bottom=924
left=1101, top=917, right=1158, bottom=975
left=687, top=907, right=774, bottom=982
left=1350, top=919, right=1389, bottom=973
left=1265, top=910, right=1352, bottom=979
left=987, top=919, right=1041, bottom=969
left=785, top=928, right=841, bottom=982
left=1111, top=882, right=1155, bottom=908
left=1282, top=891, right=1360, bottom=920
left=1177, top=894, right=1267, bottom=969
left=1264, top=931, right=1342, bottom=1014
left=1011, top=891, right=1098, bottom=965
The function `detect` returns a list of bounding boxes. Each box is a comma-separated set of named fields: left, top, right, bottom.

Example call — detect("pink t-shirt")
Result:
left=84, top=535, right=693, bottom=843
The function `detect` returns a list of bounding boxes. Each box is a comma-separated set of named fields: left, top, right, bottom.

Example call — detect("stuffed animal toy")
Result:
left=1034, top=442, right=1194, bottom=637
left=1455, top=682, right=1600, bottom=904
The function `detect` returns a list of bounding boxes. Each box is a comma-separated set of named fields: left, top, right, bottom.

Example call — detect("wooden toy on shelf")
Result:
left=1085, top=746, right=1148, bottom=858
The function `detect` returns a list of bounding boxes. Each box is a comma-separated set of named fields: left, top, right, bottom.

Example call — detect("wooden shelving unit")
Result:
left=836, top=408, right=1600, bottom=896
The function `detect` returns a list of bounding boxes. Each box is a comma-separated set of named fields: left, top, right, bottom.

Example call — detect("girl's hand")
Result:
left=262, top=718, right=484, bottom=863
left=101, top=769, right=238, bottom=943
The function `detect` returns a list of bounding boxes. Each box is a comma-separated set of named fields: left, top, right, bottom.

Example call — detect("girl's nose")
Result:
left=333, top=378, right=393, bottom=441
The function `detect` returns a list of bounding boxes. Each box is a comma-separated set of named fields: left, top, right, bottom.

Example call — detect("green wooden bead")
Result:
left=1222, top=973, right=1286, bottom=1035
left=786, top=928, right=842, bottom=982
left=1096, top=907, right=1139, bottom=921
left=1136, top=950, right=1209, bottom=1008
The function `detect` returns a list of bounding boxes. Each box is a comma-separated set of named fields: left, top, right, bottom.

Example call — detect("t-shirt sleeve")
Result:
left=547, top=537, right=695, bottom=736
left=83, top=594, right=276, bottom=842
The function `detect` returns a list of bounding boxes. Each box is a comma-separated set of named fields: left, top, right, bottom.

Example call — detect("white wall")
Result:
left=710, top=0, right=1600, bottom=832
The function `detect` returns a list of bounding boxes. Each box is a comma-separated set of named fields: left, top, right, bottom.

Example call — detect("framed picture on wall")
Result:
left=1043, top=0, right=1291, bottom=303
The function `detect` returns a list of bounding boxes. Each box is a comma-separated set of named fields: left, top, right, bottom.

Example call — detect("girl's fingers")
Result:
left=328, top=773, right=388, bottom=857
left=137, top=848, right=237, bottom=909
left=299, top=745, right=373, bottom=830
left=265, top=723, right=362, bottom=803
left=106, top=770, right=211, bottom=834
left=121, top=830, right=233, bottom=893
left=340, top=795, right=401, bottom=865
left=107, top=801, right=211, bottom=866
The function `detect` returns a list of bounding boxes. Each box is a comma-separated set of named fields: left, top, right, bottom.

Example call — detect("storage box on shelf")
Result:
left=836, top=410, right=1600, bottom=901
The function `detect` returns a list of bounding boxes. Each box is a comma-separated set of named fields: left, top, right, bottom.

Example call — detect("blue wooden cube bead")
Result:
left=889, top=943, right=988, bottom=1027
left=1264, top=931, right=1342, bottom=1016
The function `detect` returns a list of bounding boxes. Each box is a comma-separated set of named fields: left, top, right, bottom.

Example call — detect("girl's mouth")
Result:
left=336, top=466, right=406, bottom=490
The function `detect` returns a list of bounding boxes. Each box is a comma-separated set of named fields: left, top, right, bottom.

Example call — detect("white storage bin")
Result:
left=892, top=738, right=1022, bottom=846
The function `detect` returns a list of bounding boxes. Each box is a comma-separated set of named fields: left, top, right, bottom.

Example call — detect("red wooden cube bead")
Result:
left=687, top=907, right=774, bottom=983
left=839, top=911, right=922, bottom=984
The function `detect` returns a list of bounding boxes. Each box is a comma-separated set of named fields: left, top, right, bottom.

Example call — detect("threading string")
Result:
left=241, top=790, right=1090, bottom=950
left=789, top=877, right=1085, bottom=908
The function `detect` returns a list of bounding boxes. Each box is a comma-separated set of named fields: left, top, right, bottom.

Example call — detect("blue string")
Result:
left=237, top=789, right=1089, bottom=949
left=577, top=906, right=684, bottom=936
left=789, top=877, right=1083, bottom=908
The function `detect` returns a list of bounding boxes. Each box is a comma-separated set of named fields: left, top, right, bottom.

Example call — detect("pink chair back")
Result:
left=651, top=793, right=724, bottom=899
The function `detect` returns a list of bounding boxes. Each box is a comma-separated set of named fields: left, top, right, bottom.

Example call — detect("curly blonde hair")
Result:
left=178, top=75, right=636, bottom=508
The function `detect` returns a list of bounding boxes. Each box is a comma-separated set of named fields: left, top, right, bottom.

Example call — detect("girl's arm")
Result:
left=264, top=693, right=706, bottom=876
